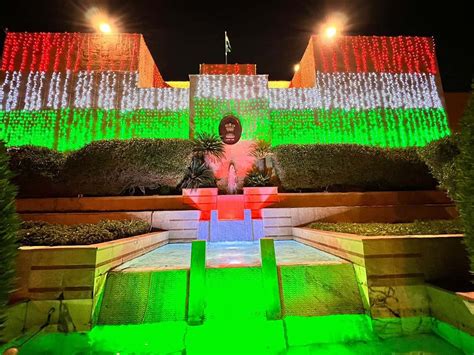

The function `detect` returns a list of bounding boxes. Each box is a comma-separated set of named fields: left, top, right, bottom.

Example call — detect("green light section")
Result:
left=6, top=317, right=469, bottom=354
left=188, top=240, right=206, bottom=325
left=0, top=106, right=450, bottom=150
left=260, top=238, right=282, bottom=320
left=204, top=267, right=267, bottom=321
left=0, top=109, right=189, bottom=151
left=433, top=318, right=474, bottom=354
left=193, top=98, right=271, bottom=141
left=270, top=108, right=450, bottom=147
left=285, top=314, right=375, bottom=346
left=97, top=270, right=188, bottom=324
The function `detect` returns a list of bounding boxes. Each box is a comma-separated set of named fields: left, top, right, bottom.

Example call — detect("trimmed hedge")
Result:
left=272, top=144, right=436, bottom=191
left=0, top=142, right=19, bottom=340
left=308, top=219, right=464, bottom=236
left=456, top=88, right=474, bottom=274
left=7, top=146, right=66, bottom=197
left=418, top=135, right=460, bottom=199
left=19, top=220, right=151, bottom=246
left=8, top=139, right=194, bottom=197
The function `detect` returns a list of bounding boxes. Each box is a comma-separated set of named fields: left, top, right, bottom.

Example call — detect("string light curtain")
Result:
left=0, top=33, right=450, bottom=150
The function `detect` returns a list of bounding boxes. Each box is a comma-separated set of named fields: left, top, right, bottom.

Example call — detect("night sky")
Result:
left=0, top=0, right=472, bottom=91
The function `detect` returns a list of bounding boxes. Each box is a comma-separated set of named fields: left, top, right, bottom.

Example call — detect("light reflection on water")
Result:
left=116, top=240, right=342, bottom=270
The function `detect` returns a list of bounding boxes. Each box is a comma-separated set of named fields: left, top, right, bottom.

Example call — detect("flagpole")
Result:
left=224, top=31, right=228, bottom=64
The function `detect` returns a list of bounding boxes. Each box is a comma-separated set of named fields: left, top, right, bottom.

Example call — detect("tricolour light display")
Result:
left=0, top=33, right=451, bottom=150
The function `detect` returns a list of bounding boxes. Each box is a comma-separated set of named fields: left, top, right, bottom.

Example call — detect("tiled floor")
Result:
left=115, top=240, right=343, bottom=270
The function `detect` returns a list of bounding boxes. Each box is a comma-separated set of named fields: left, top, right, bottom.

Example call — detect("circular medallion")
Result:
left=219, top=115, right=242, bottom=145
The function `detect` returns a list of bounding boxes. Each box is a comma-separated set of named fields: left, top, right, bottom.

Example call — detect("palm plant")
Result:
left=179, top=157, right=216, bottom=190
left=244, top=167, right=272, bottom=187
left=250, top=140, right=272, bottom=172
left=250, top=139, right=272, bottom=160
left=192, top=132, right=225, bottom=160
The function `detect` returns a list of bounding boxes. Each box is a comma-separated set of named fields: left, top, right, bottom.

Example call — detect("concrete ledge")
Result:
left=5, top=231, right=169, bottom=341
left=292, top=227, right=469, bottom=330
left=16, top=190, right=453, bottom=213
left=275, top=190, right=452, bottom=208
left=16, top=195, right=189, bottom=213
left=12, top=231, right=169, bottom=302
left=428, top=285, right=474, bottom=337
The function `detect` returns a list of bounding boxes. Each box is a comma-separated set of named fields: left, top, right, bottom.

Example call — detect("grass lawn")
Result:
left=307, top=219, right=464, bottom=236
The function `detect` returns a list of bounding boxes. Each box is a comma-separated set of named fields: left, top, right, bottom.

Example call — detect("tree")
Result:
left=0, top=141, right=19, bottom=342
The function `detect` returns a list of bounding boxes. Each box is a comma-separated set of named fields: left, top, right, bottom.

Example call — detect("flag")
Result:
left=225, top=31, right=231, bottom=54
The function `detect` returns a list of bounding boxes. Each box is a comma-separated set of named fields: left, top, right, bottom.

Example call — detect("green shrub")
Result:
left=418, top=135, right=460, bottom=199
left=179, top=156, right=216, bottom=189
left=0, top=142, right=19, bottom=339
left=308, top=219, right=464, bottom=236
left=19, top=220, right=150, bottom=246
left=272, top=144, right=436, bottom=192
left=456, top=88, right=474, bottom=274
left=62, top=139, right=194, bottom=196
left=192, top=133, right=225, bottom=160
left=7, top=146, right=65, bottom=197
left=244, top=167, right=272, bottom=187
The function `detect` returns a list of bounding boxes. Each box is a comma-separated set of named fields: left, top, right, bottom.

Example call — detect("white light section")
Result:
left=315, top=72, right=443, bottom=109
left=269, top=87, right=322, bottom=109
left=194, top=75, right=269, bottom=100
left=0, top=71, right=190, bottom=112
left=0, top=70, right=443, bottom=112
left=269, top=72, right=442, bottom=110
left=120, top=72, right=189, bottom=111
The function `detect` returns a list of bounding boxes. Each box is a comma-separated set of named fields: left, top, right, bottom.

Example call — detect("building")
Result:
left=0, top=32, right=450, bottom=152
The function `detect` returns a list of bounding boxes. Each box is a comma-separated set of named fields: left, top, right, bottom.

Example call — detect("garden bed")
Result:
left=307, top=219, right=463, bottom=236
left=19, top=220, right=151, bottom=246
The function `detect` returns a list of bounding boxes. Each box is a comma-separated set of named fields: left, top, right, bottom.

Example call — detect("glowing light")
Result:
left=294, top=64, right=300, bottom=72
left=319, top=12, right=347, bottom=39
left=99, top=23, right=112, bottom=33
left=86, top=7, right=117, bottom=34
left=325, top=26, right=337, bottom=38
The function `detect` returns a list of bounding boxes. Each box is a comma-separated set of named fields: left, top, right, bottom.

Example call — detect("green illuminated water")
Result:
left=5, top=317, right=468, bottom=354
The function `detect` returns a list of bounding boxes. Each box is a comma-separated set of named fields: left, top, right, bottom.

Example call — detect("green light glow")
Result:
left=188, top=240, right=206, bottom=325
left=270, top=108, right=450, bottom=147
left=192, top=98, right=271, bottom=141
left=98, top=270, right=188, bottom=324
left=0, top=109, right=189, bottom=151
left=0, top=105, right=449, bottom=150
left=260, top=238, right=282, bottom=320
left=5, top=317, right=470, bottom=354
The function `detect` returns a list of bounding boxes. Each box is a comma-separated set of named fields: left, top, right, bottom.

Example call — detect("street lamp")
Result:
left=99, top=23, right=112, bottom=33
left=325, top=26, right=337, bottom=38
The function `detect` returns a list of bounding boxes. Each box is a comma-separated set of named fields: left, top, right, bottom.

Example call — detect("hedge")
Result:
left=7, top=146, right=66, bottom=198
left=8, top=139, right=194, bottom=197
left=0, top=142, right=19, bottom=340
left=417, top=135, right=460, bottom=199
left=19, top=220, right=151, bottom=246
left=456, top=88, right=474, bottom=274
left=272, top=144, right=436, bottom=191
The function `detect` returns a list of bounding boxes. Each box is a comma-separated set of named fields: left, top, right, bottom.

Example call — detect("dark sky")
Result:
left=0, top=0, right=472, bottom=91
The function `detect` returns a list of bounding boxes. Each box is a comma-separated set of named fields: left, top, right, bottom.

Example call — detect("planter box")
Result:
left=292, top=227, right=470, bottom=338
left=428, top=285, right=474, bottom=347
left=6, top=231, right=169, bottom=338
left=13, top=231, right=169, bottom=302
